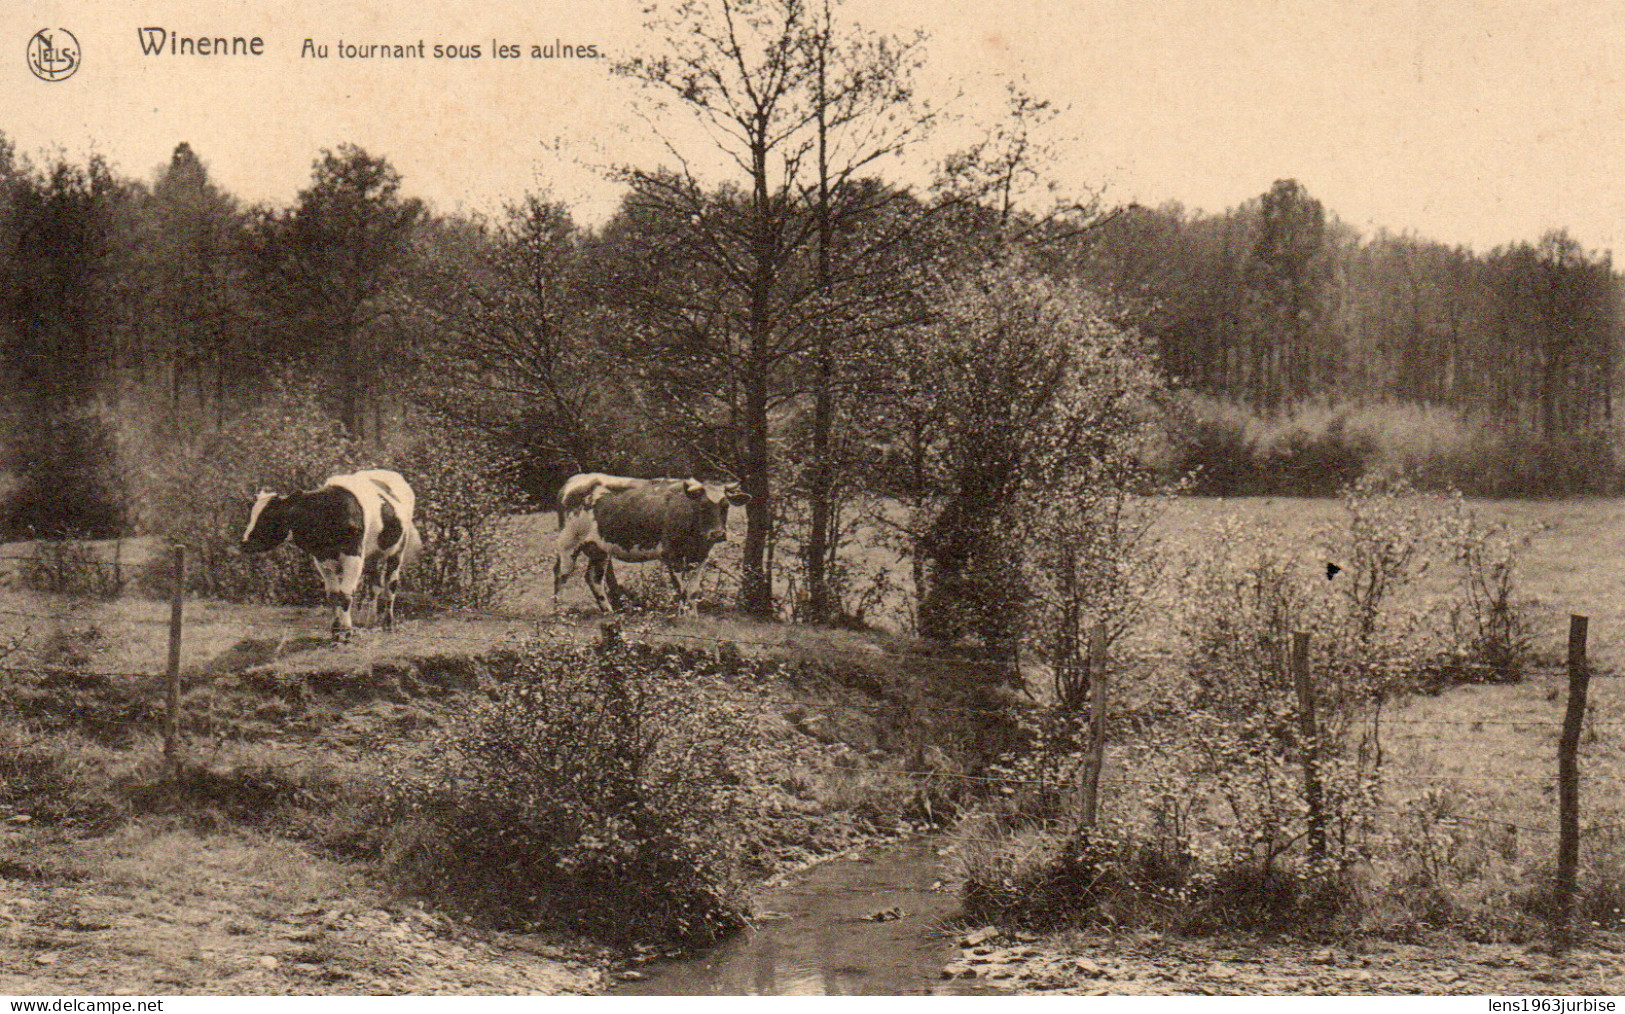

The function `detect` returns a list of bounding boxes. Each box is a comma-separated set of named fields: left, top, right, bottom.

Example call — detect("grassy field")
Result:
left=1155, top=496, right=1625, bottom=673
left=1105, top=498, right=1625, bottom=905
left=1, top=492, right=1622, bottom=986
left=665, top=493, right=1625, bottom=674
left=21, top=493, right=1621, bottom=668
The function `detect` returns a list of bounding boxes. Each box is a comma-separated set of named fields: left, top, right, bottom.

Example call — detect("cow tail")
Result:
left=403, top=522, right=423, bottom=566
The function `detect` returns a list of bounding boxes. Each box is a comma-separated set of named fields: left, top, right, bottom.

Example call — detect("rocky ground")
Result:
left=944, top=925, right=1625, bottom=996
left=0, top=820, right=604, bottom=995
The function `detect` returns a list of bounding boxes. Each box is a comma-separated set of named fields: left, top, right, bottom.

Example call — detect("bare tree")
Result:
left=407, top=197, right=616, bottom=497
left=614, top=0, right=931, bottom=618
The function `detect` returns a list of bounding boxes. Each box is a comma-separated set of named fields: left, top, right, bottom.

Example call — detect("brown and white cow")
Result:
left=553, top=472, right=750, bottom=613
left=240, top=469, right=421, bottom=637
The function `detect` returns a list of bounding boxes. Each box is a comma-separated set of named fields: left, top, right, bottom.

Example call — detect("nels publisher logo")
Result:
left=27, top=28, right=80, bottom=81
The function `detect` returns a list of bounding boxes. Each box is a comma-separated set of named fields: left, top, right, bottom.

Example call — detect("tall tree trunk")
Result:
left=804, top=21, right=836, bottom=624
left=739, top=136, right=776, bottom=619
left=739, top=360, right=773, bottom=616
left=806, top=344, right=834, bottom=618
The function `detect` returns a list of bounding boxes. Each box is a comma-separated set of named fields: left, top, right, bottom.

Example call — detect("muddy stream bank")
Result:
left=613, top=839, right=999, bottom=996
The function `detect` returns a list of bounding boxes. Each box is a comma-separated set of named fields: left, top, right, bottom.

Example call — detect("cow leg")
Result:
left=553, top=524, right=587, bottom=606
left=338, top=554, right=364, bottom=631
left=603, top=558, right=624, bottom=612
left=666, top=563, right=693, bottom=613
left=313, top=557, right=347, bottom=637
left=378, top=553, right=402, bottom=630
left=583, top=550, right=613, bottom=613
left=671, top=563, right=705, bottom=614
left=322, top=554, right=364, bottom=637
left=357, top=558, right=379, bottom=624
left=554, top=547, right=579, bottom=599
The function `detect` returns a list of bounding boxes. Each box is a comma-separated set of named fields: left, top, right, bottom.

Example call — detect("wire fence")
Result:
left=1, top=545, right=1623, bottom=913
left=3, top=602, right=1623, bottom=735
left=4, top=588, right=1625, bottom=692
left=0, top=589, right=1620, bottom=715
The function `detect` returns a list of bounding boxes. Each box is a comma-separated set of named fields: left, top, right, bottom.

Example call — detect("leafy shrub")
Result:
left=1018, top=480, right=1170, bottom=710
left=1181, top=532, right=1331, bottom=705
left=132, top=382, right=359, bottom=604
left=1433, top=496, right=1537, bottom=681
left=389, top=422, right=528, bottom=609
left=1266, top=413, right=1373, bottom=496
left=0, top=407, right=130, bottom=540
left=1172, top=397, right=1258, bottom=496
left=977, top=710, right=1097, bottom=824
left=18, top=539, right=128, bottom=600
left=957, top=818, right=1355, bottom=934
left=1174, top=397, right=1374, bottom=496
left=382, top=641, right=753, bottom=946
left=908, top=262, right=1170, bottom=651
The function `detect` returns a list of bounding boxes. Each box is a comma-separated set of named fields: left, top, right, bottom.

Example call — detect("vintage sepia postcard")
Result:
left=1, top=0, right=1622, bottom=1000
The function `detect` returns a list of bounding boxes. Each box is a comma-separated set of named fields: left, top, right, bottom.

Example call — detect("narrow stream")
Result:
left=612, top=838, right=1000, bottom=996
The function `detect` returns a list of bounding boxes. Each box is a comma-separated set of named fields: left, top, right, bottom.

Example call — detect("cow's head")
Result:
left=240, top=490, right=290, bottom=553
left=683, top=480, right=751, bottom=544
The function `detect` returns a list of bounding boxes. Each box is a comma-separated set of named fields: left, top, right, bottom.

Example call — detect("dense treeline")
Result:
left=1080, top=181, right=1624, bottom=492
left=2, top=0, right=1621, bottom=634
left=1083, top=181, right=1621, bottom=430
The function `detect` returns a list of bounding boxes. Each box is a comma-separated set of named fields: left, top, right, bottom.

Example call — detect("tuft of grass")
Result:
left=954, top=818, right=1357, bottom=935
left=0, top=724, right=140, bottom=830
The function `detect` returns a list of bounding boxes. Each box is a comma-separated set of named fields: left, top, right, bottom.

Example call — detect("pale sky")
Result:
left=3, top=0, right=1623, bottom=257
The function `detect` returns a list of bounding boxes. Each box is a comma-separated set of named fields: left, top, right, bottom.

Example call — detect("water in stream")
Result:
left=613, top=839, right=1000, bottom=996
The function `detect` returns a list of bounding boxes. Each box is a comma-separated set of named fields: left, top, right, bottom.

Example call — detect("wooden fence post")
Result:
left=1555, top=613, right=1589, bottom=948
left=1078, top=622, right=1109, bottom=828
left=598, top=616, right=621, bottom=651
left=163, top=545, right=185, bottom=775
left=1291, top=630, right=1326, bottom=862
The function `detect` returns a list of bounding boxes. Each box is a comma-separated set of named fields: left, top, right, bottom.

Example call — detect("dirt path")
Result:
left=0, top=822, right=603, bottom=995
left=944, top=927, right=1625, bottom=995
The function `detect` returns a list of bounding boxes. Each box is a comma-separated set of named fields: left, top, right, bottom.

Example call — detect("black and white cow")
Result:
left=240, top=469, right=421, bottom=636
left=553, top=472, right=749, bottom=613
